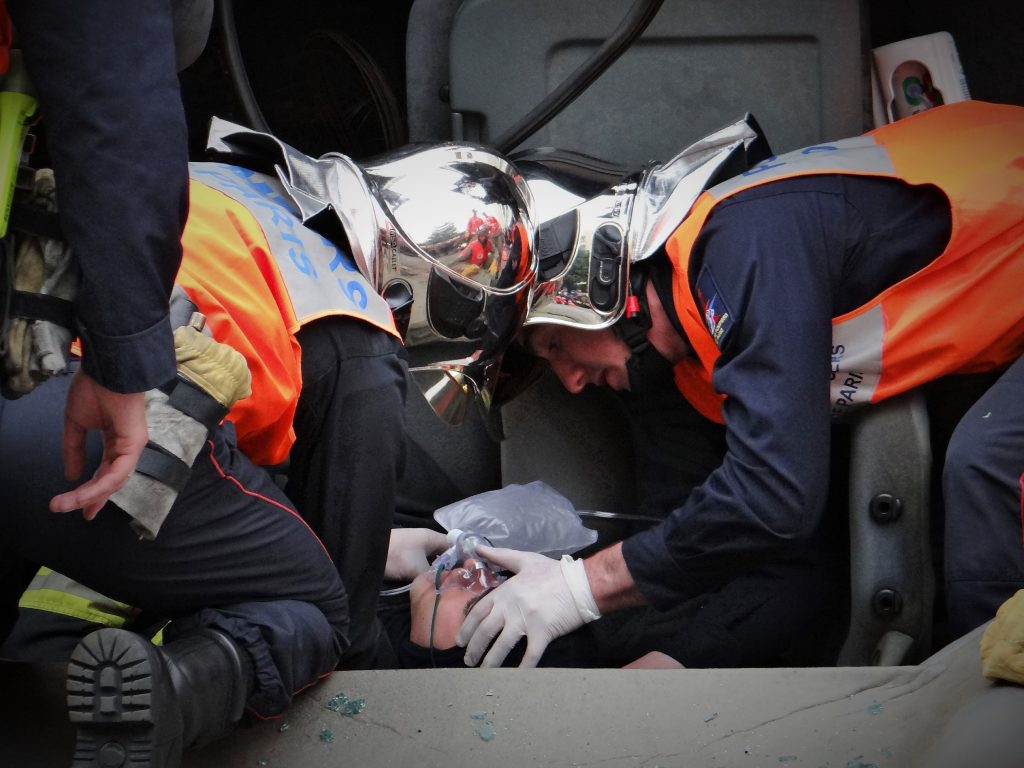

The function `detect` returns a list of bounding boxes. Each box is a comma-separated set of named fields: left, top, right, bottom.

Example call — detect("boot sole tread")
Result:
left=68, top=628, right=156, bottom=723
left=67, top=628, right=180, bottom=768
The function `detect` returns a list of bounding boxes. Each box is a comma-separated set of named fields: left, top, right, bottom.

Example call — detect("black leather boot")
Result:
left=66, top=626, right=252, bottom=768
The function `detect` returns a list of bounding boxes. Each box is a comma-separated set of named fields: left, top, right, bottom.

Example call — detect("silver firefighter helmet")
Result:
left=478, top=114, right=770, bottom=410
left=205, top=118, right=538, bottom=425
left=523, top=113, right=768, bottom=333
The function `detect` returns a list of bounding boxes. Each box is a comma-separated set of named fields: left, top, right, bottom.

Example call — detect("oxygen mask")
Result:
left=433, top=556, right=505, bottom=595
left=430, top=530, right=505, bottom=594
left=425, top=530, right=507, bottom=665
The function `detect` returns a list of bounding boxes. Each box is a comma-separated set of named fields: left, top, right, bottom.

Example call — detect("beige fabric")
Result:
left=111, top=389, right=208, bottom=540
left=173, top=325, right=250, bottom=409
left=980, top=589, right=1024, bottom=684
left=173, top=324, right=252, bottom=408
left=111, top=324, right=252, bottom=540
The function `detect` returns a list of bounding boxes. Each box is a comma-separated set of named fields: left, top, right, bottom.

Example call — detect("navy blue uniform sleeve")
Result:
left=621, top=184, right=851, bottom=608
left=8, top=0, right=187, bottom=392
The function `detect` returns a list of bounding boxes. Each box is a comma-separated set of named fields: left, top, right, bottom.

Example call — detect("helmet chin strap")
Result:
left=624, top=338, right=676, bottom=395
left=614, top=269, right=676, bottom=395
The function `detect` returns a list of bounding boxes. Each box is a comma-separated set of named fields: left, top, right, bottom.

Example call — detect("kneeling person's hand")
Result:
left=385, top=527, right=449, bottom=582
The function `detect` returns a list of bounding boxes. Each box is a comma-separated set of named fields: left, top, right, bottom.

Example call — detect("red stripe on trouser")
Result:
left=203, top=440, right=340, bottom=715
left=204, top=439, right=332, bottom=561
left=245, top=670, right=337, bottom=721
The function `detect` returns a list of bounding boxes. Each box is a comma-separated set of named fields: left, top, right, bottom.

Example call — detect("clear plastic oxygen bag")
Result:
left=432, top=480, right=597, bottom=558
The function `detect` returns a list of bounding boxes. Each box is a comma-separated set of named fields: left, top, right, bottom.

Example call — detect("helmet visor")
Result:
left=407, top=348, right=506, bottom=426
left=407, top=265, right=534, bottom=425
left=409, top=367, right=479, bottom=426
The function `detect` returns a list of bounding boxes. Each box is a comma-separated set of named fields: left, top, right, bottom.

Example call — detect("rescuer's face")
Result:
left=524, top=324, right=631, bottom=393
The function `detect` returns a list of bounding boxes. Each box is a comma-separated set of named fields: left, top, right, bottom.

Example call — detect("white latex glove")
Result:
left=456, top=545, right=600, bottom=668
left=384, top=527, right=449, bottom=582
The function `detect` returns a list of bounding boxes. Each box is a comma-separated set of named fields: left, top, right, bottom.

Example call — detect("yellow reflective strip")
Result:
left=19, top=588, right=133, bottom=627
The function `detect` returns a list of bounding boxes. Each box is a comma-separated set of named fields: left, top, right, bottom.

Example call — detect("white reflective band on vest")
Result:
left=711, top=135, right=896, bottom=197
left=189, top=162, right=393, bottom=330
left=710, top=136, right=895, bottom=421
left=830, top=304, right=884, bottom=419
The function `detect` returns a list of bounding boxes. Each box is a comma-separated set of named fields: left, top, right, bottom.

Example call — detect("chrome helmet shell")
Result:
left=523, top=114, right=767, bottom=332
left=205, top=118, right=538, bottom=425
left=357, top=143, right=538, bottom=424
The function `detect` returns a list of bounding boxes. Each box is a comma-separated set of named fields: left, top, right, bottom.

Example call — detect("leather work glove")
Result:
left=456, top=545, right=601, bottom=668
left=110, top=316, right=252, bottom=539
left=3, top=169, right=78, bottom=396
left=980, top=589, right=1024, bottom=685
left=173, top=322, right=252, bottom=408
left=385, top=527, right=449, bottom=582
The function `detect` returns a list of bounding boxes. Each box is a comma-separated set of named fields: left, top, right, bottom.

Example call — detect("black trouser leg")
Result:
left=289, top=317, right=408, bottom=669
left=0, top=370, right=348, bottom=716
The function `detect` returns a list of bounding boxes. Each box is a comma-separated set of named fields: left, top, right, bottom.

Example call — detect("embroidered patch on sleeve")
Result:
left=695, top=265, right=735, bottom=348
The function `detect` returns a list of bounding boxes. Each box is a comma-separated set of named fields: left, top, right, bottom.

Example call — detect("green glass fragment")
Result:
left=325, top=692, right=349, bottom=712
left=343, top=697, right=366, bottom=716
left=319, top=728, right=334, bottom=743
left=469, top=711, right=488, bottom=720
left=325, top=691, right=365, bottom=716
left=477, top=722, right=497, bottom=741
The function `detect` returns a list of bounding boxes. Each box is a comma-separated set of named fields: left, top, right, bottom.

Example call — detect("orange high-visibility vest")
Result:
left=179, top=163, right=399, bottom=465
left=664, top=101, right=1024, bottom=424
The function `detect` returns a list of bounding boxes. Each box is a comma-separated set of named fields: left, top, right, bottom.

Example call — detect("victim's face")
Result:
left=409, top=559, right=503, bottom=649
left=523, top=324, right=631, bottom=394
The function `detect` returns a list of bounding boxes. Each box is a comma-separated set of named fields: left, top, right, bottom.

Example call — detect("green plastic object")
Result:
left=0, top=50, right=37, bottom=238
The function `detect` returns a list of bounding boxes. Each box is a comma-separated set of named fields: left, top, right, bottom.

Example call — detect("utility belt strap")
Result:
left=159, top=374, right=230, bottom=432
left=134, top=440, right=192, bottom=493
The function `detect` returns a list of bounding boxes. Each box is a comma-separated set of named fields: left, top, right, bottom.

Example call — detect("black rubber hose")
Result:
left=492, top=0, right=665, bottom=154
left=216, top=0, right=270, bottom=132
